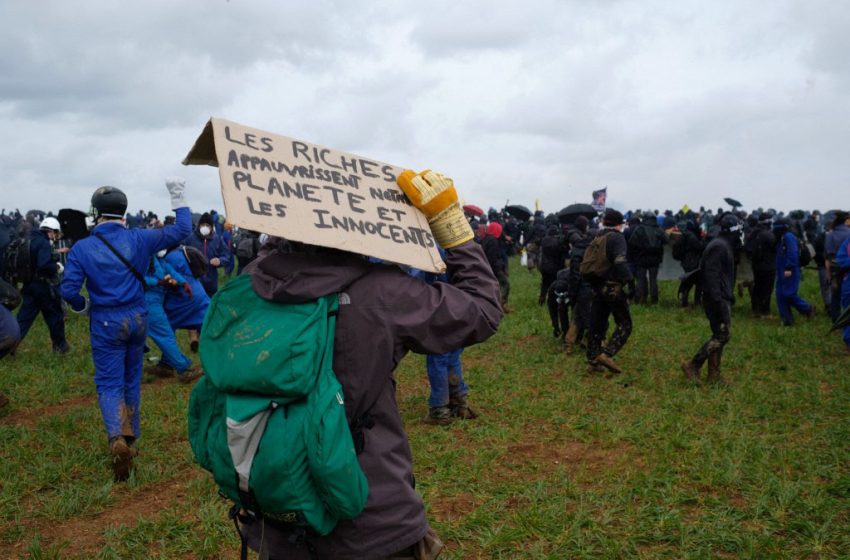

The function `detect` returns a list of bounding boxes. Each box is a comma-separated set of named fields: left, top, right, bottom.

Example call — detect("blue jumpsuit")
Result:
left=144, top=256, right=192, bottom=374
left=775, top=230, right=813, bottom=325
left=61, top=208, right=191, bottom=442
left=162, top=249, right=210, bottom=331
left=835, top=237, right=850, bottom=349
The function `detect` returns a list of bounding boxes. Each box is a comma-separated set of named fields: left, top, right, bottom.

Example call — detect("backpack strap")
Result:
left=93, top=232, right=146, bottom=288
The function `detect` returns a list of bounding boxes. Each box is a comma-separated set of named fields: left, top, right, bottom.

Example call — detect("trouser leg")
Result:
left=603, top=298, right=632, bottom=357
left=446, top=348, right=468, bottom=398
left=146, top=298, right=191, bottom=373
left=123, top=311, right=147, bottom=440
left=692, top=301, right=731, bottom=368
left=648, top=266, right=659, bottom=303
left=91, top=318, right=132, bottom=441
left=635, top=267, right=648, bottom=303
left=426, top=353, right=450, bottom=408
left=15, top=291, right=39, bottom=341
left=41, top=285, right=67, bottom=348
left=586, top=297, right=610, bottom=361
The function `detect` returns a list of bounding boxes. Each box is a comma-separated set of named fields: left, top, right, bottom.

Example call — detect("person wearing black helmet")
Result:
left=746, top=211, right=777, bottom=317
left=681, top=213, right=741, bottom=385
left=773, top=217, right=815, bottom=326
left=60, top=179, right=192, bottom=481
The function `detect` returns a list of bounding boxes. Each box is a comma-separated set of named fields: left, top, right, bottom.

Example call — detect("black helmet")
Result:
left=91, top=186, right=128, bottom=220
left=718, top=213, right=741, bottom=233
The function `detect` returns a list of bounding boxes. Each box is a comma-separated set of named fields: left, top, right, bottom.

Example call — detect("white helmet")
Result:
left=40, top=217, right=61, bottom=231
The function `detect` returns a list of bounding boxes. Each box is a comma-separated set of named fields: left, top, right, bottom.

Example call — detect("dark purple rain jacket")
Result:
left=242, top=240, right=502, bottom=560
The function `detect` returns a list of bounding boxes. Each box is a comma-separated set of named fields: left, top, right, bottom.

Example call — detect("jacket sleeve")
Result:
left=607, top=233, right=633, bottom=283
left=139, top=207, right=193, bottom=254
left=214, top=236, right=233, bottom=267
left=393, top=241, right=502, bottom=355
left=163, top=260, right=187, bottom=284
left=60, top=248, right=87, bottom=311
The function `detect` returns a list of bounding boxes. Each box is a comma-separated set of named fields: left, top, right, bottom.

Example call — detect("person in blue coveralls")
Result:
left=162, top=245, right=211, bottom=353
left=60, top=179, right=192, bottom=481
left=773, top=217, right=815, bottom=326
left=409, top=250, right=478, bottom=425
left=183, top=212, right=231, bottom=297
left=143, top=250, right=202, bottom=383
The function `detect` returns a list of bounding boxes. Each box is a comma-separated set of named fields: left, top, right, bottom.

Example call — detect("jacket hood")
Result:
left=250, top=248, right=373, bottom=304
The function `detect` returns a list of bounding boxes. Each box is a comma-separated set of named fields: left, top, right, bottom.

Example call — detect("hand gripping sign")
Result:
left=183, top=118, right=446, bottom=273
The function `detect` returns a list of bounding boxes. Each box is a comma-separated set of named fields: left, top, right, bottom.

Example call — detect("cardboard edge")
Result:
left=181, top=118, right=218, bottom=167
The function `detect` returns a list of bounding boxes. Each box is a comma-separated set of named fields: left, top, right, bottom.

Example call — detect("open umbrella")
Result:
left=724, top=197, right=743, bottom=208
left=58, top=208, right=90, bottom=241
left=557, top=203, right=598, bottom=224
left=504, top=204, right=532, bottom=221
left=830, top=305, right=850, bottom=333
left=462, top=204, right=484, bottom=217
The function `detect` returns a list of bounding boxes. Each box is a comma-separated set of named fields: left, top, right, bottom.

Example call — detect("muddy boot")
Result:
left=706, top=353, right=726, bottom=386
left=110, top=436, right=137, bottom=482
left=177, top=367, right=203, bottom=384
left=586, top=362, right=606, bottom=374
left=144, top=363, right=176, bottom=379
left=593, top=352, right=622, bottom=375
left=680, top=360, right=702, bottom=385
left=448, top=394, right=478, bottom=420
left=563, top=323, right=578, bottom=355
left=422, top=406, right=453, bottom=426
left=0, top=393, right=9, bottom=409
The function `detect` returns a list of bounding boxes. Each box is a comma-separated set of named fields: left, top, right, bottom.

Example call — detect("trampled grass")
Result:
left=0, top=259, right=847, bottom=559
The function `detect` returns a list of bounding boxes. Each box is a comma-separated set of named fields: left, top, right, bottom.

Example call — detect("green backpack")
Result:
left=188, top=274, right=368, bottom=536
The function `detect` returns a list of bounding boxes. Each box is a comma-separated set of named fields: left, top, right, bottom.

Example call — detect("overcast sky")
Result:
left=1, top=0, right=847, bottom=219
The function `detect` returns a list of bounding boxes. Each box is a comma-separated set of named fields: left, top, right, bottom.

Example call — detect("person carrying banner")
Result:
left=236, top=169, right=501, bottom=560
left=60, top=179, right=192, bottom=481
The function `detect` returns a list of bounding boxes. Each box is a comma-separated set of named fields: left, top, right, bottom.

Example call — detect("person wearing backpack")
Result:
left=772, top=218, right=815, bottom=326
left=60, top=180, right=192, bottom=481
left=746, top=213, right=777, bottom=317
left=538, top=225, right=569, bottom=305
left=15, top=217, right=69, bottom=353
left=627, top=212, right=666, bottom=304
left=582, top=209, right=633, bottom=375
left=681, top=213, right=741, bottom=385
left=235, top=229, right=261, bottom=274
left=212, top=169, right=501, bottom=560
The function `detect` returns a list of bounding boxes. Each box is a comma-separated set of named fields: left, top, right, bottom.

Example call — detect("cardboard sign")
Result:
left=183, top=118, right=446, bottom=273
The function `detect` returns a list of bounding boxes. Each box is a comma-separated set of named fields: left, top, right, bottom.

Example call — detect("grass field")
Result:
left=1, top=259, right=848, bottom=559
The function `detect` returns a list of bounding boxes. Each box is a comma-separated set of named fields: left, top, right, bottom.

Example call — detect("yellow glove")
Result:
left=397, top=169, right=474, bottom=249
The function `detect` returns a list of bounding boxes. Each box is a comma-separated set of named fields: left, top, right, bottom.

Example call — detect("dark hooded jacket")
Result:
left=627, top=216, right=666, bottom=267
left=701, top=234, right=736, bottom=305
left=243, top=240, right=502, bottom=559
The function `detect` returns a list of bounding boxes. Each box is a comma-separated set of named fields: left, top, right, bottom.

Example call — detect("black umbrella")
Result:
left=504, top=204, right=532, bottom=221
left=724, top=197, right=743, bottom=208
left=557, top=203, right=598, bottom=224
left=830, top=305, right=850, bottom=333
left=57, top=208, right=90, bottom=241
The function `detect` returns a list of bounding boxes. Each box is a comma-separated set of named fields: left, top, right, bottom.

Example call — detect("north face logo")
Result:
left=339, top=292, right=351, bottom=305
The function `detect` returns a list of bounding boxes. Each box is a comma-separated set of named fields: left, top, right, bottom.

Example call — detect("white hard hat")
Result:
left=40, top=217, right=61, bottom=231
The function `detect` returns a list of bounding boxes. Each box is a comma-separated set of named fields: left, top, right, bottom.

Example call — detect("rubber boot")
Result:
left=706, top=352, right=726, bottom=386
left=563, top=323, right=578, bottom=355
left=177, top=367, right=203, bottom=384
left=110, top=435, right=137, bottom=482
left=448, top=393, right=478, bottom=420
left=680, top=360, right=702, bottom=385
left=593, top=352, right=622, bottom=375
left=422, top=406, right=453, bottom=426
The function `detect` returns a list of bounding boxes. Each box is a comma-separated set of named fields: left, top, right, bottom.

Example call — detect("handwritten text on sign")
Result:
left=183, top=118, right=445, bottom=273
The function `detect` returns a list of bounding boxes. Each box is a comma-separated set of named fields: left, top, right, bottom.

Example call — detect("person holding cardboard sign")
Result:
left=234, top=169, right=501, bottom=559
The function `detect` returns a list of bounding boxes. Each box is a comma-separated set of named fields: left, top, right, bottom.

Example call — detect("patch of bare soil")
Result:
left=0, top=467, right=202, bottom=559
left=3, top=394, right=95, bottom=428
